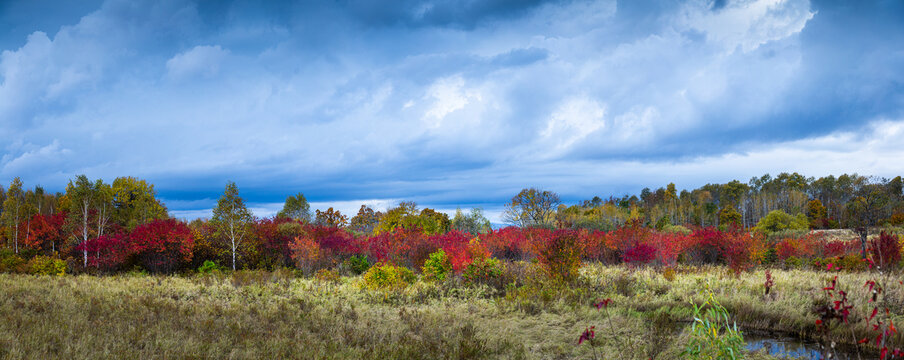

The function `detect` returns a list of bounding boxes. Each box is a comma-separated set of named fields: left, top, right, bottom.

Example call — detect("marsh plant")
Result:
left=814, top=259, right=904, bottom=359
left=682, top=286, right=745, bottom=360
left=577, top=298, right=642, bottom=360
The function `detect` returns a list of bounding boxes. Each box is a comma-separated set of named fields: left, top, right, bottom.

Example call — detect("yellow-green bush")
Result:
left=315, top=268, right=340, bottom=283
left=0, top=250, right=27, bottom=273
left=834, top=254, right=867, bottom=271
left=662, top=266, right=677, bottom=282
left=784, top=256, right=802, bottom=269
left=462, top=257, right=504, bottom=288
left=363, top=263, right=416, bottom=290
left=662, top=224, right=692, bottom=236
left=421, top=249, right=453, bottom=282
left=27, top=256, right=66, bottom=276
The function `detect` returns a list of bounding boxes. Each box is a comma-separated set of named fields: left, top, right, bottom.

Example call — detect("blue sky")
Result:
left=1, top=0, right=903, bottom=222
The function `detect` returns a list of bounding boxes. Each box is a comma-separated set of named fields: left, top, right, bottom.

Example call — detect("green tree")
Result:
left=502, top=188, right=560, bottom=228
left=754, top=210, right=808, bottom=235
left=718, top=207, right=742, bottom=228
left=806, top=199, right=828, bottom=229
left=416, top=208, right=451, bottom=234
left=211, top=182, right=254, bottom=270
left=64, top=175, right=111, bottom=267
left=1, top=178, right=25, bottom=253
left=277, top=193, right=311, bottom=222
left=846, top=183, right=889, bottom=258
left=451, top=207, right=491, bottom=235
left=111, top=176, right=168, bottom=230
left=375, top=202, right=450, bottom=235
left=349, top=205, right=382, bottom=234
left=20, top=188, right=39, bottom=252
left=93, top=179, right=114, bottom=239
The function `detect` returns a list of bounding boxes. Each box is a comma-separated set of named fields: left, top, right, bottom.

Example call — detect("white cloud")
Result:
left=0, top=140, right=71, bottom=177
left=423, top=75, right=482, bottom=127
left=165, top=45, right=229, bottom=80
left=540, top=96, right=607, bottom=155
left=678, top=0, right=815, bottom=53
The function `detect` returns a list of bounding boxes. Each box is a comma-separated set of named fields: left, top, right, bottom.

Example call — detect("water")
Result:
left=745, top=334, right=859, bottom=359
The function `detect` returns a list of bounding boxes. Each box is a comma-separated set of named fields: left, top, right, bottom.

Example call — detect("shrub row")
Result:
left=5, top=215, right=901, bottom=278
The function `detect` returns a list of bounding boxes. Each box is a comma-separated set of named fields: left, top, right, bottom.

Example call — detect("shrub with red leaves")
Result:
left=721, top=231, right=765, bottom=274
left=23, top=212, right=66, bottom=254
left=579, top=230, right=619, bottom=263
left=307, top=225, right=361, bottom=257
left=775, top=235, right=819, bottom=260
left=360, top=227, right=421, bottom=267
left=822, top=239, right=861, bottom=258
left=251, top=217, right=301, bottom=269
left=430, top=231, right=474, bottom=272
left=289, top=235, right=322, bottom=274
left=622, top=243, right=656, bottom=265
left=130, top=219, right=194, bottom=273
left=650, top=232, right=689, bottom=266
left=75, top=232, right=132, bottom=272
left=684, top=227, right=726, bottom=264
left=609, top=224, right=652, bottom=254
left=870, top=232, right=901, bottom=270
left=481, top=227, right=542, bottom=261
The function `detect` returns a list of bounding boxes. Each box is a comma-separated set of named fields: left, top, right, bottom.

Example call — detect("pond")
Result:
left=745, top=334, right=861, bottom=360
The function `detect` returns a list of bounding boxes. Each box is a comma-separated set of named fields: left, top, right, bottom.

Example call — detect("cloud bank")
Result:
left=1, top=0, right=902, bottom=219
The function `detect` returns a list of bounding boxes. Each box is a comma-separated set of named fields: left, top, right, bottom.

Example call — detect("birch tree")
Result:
left=211, top=182, right=253, bottom=271
left=64, top=175, right=95, bottom=267
left=1, top=178, right=24, bottom=253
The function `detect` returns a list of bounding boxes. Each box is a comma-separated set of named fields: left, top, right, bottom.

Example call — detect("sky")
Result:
left=1, top=0, right=903, bottom=222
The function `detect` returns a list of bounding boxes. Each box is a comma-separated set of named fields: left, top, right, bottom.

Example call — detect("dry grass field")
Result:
left=3, top=264, right=901, bottom=359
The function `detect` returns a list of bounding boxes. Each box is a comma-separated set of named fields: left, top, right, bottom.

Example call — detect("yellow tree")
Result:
left=1, top=178, right=24, bottom=253
left=502, top=188, right=560, bottom=228
left=111, top=177, right=168, bottom=230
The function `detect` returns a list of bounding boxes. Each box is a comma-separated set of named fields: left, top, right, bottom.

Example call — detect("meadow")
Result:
left=2, top=261, right=902, bottom=359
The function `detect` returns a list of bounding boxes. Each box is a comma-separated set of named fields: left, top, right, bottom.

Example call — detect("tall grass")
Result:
left=4, top=264, right=899, bottom=359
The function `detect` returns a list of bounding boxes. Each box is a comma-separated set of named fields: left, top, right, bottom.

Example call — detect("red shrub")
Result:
left=649, top=232, right=689, bottom=266
left=822, top=240, right=860, bottom=258
left=684, top=227, right=726, bottom=264
left=307, top=225, right=361, bottom=255
left=721, top=231, right=765, bottom=273
left=431, top=231, right=476, bottom=272
left=289, top=235, right=321, bottom=274
left=130, top=219, right=194, bottom=273
left=481, top=227, right=538, bottom=260
left=609, top=224, right=652, bottom=253
left=251, top=217, right=298, bottom=269
left=536, top=230, right=582, bottom=281
left=870, top=232, right=901, bottom=269
left=76, top=232, right=132, bottom=272
left=579, top=230, right=617, bottom=262
left=360, top=227, right=422, bottom=266
left=23, top=213, right=66, bottom=253
left=775, top=235, right=819, bottom=260
left=623, top=243, right=656, bottom=265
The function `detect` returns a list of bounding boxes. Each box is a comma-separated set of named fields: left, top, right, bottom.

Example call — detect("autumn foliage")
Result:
left=129, top=219, right=194, bottom=273
left=5, top=210, right=897, bottom=277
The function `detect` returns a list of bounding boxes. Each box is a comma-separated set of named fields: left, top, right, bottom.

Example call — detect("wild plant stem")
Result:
left=849, top=326, right=862, bottom=360
left=604, top=306, right=635, bottom=358
left=590, top=338, right=600, bottom=360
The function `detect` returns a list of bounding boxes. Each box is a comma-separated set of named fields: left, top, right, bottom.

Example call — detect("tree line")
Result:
left=1, top=172, right=902, bottom=273
left=523, top=173, right=904, bottom=233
